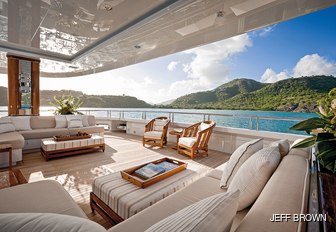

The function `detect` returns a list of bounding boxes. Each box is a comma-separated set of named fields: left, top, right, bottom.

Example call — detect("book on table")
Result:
left=156, top=161, right=179, bottom=171
left=134, top=163, right=166, bottom=179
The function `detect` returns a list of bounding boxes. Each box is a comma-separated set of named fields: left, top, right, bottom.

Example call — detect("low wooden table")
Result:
left=0, top=144, right=27, bottom=189
left=41, top=135, right=105, bottom=161
left=90, top=160, right=209, bottom=225
left=169, top=128, right=183, bottom=150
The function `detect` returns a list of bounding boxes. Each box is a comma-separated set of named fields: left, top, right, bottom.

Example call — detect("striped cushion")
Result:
left=145, top=190, right=240, bottom=232
left=153, top=119, right=168, bottom=131
left=228, top=146, right=280, bottom=211
left=220, top=138, right=263, bottom=189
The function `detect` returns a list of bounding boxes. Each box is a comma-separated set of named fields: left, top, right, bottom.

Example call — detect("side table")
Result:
left=169, top=128, right=183, bottom=150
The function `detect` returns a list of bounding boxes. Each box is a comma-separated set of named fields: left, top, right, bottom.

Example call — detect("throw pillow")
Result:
left=66, top=115, right=83, bottom=128
left=220, top=138, right=263, bottom=189
left=153, top=119, right=168, bottom=131
left=82, top=115, right=90, bottom=127
left=228, top=146, right=280, bottom=211
left=55, top=115, right=67, bottom=128
left=145, top=190, right=240, bottom=232
left=0, top=213, right=106, bottom=232
left=10, top=116, right=31, bottom=131
left=270, top=139, right=290, bottom=158
left=199, top=122, right=210, bottom=131
left=0, top=117, right=15, bottom=133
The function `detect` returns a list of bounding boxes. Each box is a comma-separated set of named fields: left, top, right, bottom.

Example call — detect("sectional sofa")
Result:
left=0, top=115, right=104, bottom=167
left=0, top=138, right=311, bottom=232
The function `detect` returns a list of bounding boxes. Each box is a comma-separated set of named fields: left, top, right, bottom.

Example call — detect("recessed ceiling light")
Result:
left=134, top=45, right=141, bottom=49
left=103, top=3, right=113, bottom=11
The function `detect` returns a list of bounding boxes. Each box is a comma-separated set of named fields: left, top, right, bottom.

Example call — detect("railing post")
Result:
left=249, top=117, right=253, bottom=130
left=203, top=114, right=206, bottom=121
left=256, top=117, right=259, bottom=131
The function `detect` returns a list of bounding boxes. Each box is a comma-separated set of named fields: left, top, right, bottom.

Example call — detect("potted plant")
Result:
left=290, top=88, right=336, bottom=230
left=50, top=95, right=83, bottom=115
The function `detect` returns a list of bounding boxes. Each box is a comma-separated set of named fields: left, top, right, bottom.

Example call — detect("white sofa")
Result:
left=0, top=139, right=311, bottom=232
left=0, top=115, right=104, bottom=167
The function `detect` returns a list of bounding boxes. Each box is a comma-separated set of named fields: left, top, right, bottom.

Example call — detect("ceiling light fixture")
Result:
left=134, top=45, right=141, bottom=49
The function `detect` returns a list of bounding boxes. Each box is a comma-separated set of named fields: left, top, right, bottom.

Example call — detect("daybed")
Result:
left=0, top=138, right=311, bottom=232
left=0, top=115, right=104, bottom=167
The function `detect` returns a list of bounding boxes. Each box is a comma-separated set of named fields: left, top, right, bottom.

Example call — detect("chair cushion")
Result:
left=228, top=146, right=280, bottom=211
left=10, top=116, right=32, bottom=131
left=0, top=213, right=106, bottom=232
left=179, top=137, right=197, bottom=147
left=144, top=131, right=163, bottom=139
left=220, top=138, right=263, bottom=189
left=145, top=190, right=240, bottom=232
left=153, top=119, right=168, bottom=131
left=198, top=122, right=210, bottom=131
left=270, top=139, right=290, bottom=158
left=0, top=117, right=15, bottom=133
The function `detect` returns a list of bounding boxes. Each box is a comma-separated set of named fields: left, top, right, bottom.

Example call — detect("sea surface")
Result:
left=0, top=106, right=317, bottom=135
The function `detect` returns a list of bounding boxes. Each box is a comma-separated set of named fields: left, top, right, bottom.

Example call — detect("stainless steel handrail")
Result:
left=0, top=109, right=307, bottom=131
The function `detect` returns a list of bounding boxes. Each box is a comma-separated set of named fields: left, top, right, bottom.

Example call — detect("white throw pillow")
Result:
left=270, top=139, right=290, bottom=158
left=220, top=138, right=263, bottom=189
left=0, top=213, right=106, bottom=232
left=153, top=119, right=168, bottom=131
left=0, top=117, right=15, bottom=133
left=145, top=190, right=240, bottom=232
left=82, top=115, right=90, bottom=127
left=10, top=116, right=31, bottom=131
left=228, top=146, right=280, bottom=211
left=66, top=115, right=83, bottom=128
left=55, top=115, right=67, bottom=128
left=199, top=122, right=210, bottom=131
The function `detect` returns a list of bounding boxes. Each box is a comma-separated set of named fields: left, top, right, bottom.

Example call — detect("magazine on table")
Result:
left=134, top=163, right=166, bottom=179
left=156, top=161, right=179, bottom=171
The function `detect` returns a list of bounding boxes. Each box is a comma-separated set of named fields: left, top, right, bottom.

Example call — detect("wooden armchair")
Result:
left=177, top=120, right=216, bottom=159
left=142, top=117, right=170, bottom=148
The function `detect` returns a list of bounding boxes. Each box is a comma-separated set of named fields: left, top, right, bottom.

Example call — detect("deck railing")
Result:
left=0, top=108, right=307, bottom=134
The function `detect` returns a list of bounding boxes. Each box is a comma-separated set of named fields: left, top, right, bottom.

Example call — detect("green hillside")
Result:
left=169, top=75, right=336, bottom=112
left=0, top=89, right=151, bottom=108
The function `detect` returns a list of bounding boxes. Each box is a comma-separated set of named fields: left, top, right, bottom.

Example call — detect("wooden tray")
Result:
left=121, top=158, right=187, bottom=188
left=53, top=134, right=91, bottom=141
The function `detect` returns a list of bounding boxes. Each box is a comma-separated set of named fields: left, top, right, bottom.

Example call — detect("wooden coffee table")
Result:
left=41, top=135, right=105, bottom=161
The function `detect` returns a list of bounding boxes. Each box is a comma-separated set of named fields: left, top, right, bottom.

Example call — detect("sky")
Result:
left=1, top=6, right=336, bottom=104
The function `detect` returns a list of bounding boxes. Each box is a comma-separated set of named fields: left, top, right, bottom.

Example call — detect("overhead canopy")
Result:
left=0, top=0, right=335, bottom=77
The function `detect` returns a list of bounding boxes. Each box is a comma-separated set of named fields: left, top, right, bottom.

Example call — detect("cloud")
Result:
left=293, top=54, right=336, bottom=77
left=167, top=61, right=179, bottom=71
left=261, top=68, right=289, bottom=83
left=257, top=25, right=276, bottom=37
left=260, top=54, right=336, bottom=83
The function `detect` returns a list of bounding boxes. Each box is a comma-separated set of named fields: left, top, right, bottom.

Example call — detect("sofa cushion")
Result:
left=10, top=116, right=31, bottom=131
left=220, top=138, right=263, bottom=189
left=87, top=115, right=96, bottom=126
left=228, top=146, right=280, bottom=211
left=20, top=128, right=70, bottom=140
left=179, top=137, right=197, bottom=147
left=0, top=117, right=15, bottom=133
left=0, top=213, right=106, bottom=232
left=235, top=155, right=310, bottom=232
left=30, top=116, right=56, bottom=129
left=145, top=190, right=240, bottom=232
left=0, top=180, right=87, bottom=218
left=55, top=115, right=67, bottom=128
left=108, top=176, right=224, bottom=232
left=66, top=115, right=83, bottom=128
left=0, top=132, right=24, bottom=149
left=270, top=139, right=290, bottom=158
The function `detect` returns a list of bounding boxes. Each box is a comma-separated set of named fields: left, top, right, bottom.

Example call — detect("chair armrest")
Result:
left=144, top=119, right=155, bottom=132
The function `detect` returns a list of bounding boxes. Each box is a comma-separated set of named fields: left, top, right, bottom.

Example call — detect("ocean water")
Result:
left=0, top=106, right=317, bottom=135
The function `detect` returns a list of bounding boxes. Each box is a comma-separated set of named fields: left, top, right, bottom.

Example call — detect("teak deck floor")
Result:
left=18, top=132, right=230, bottom=229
